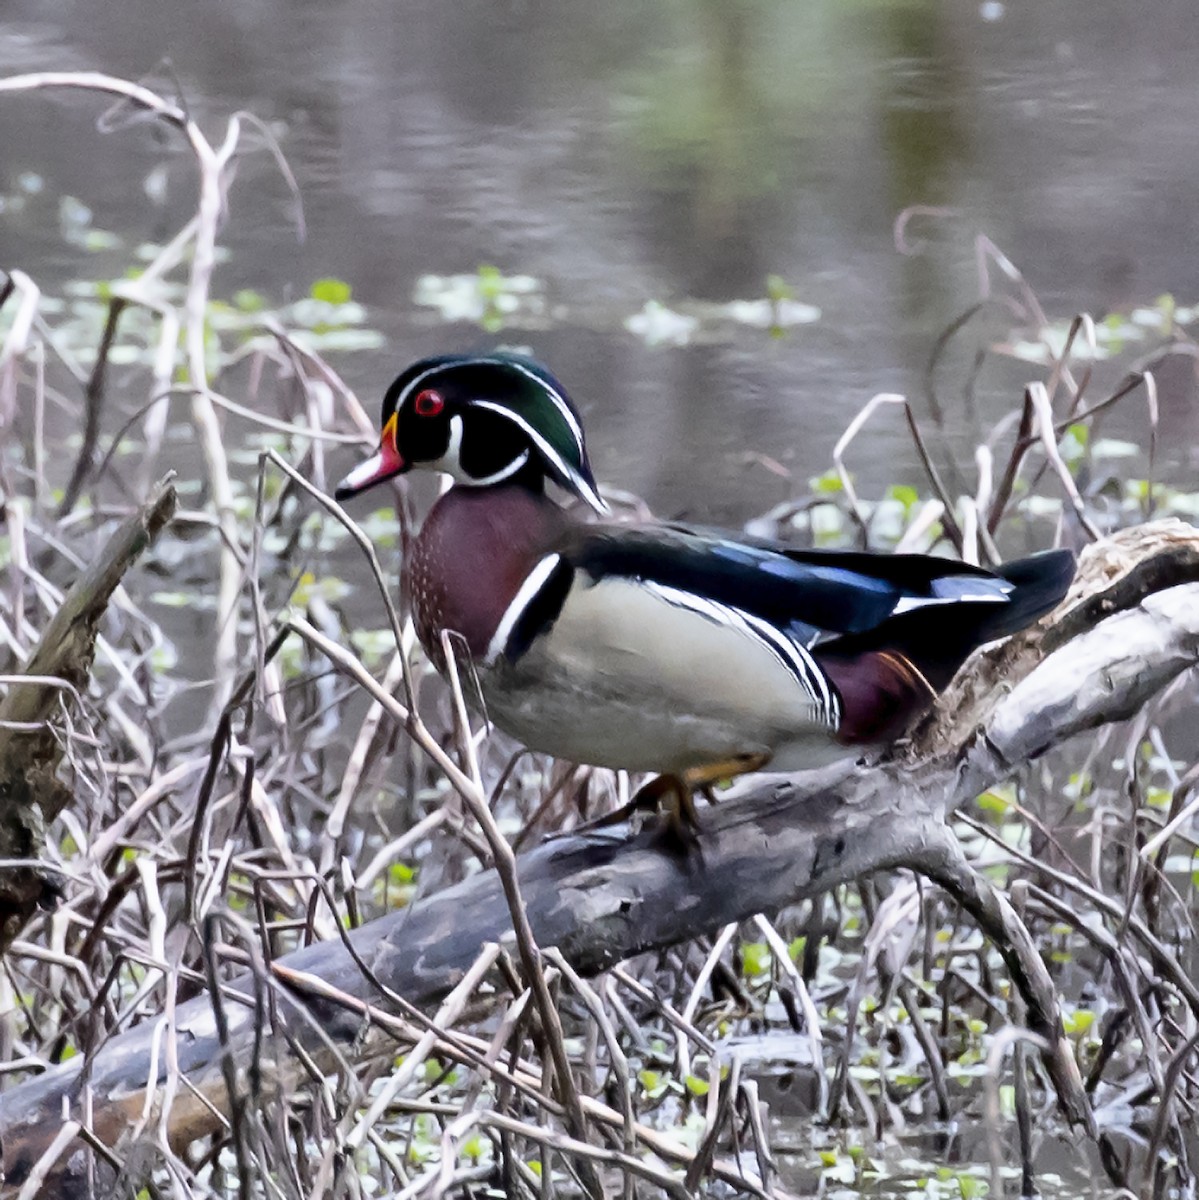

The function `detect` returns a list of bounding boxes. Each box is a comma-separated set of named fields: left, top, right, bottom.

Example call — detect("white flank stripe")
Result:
left=643, top=582, right=839, bottom=729
left=741, top=609, right=838, bottom=724
left=485, top=554, right=564, bottom=666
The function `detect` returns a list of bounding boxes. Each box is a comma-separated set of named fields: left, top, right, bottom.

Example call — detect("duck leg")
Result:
left=559, top=754, right=769, bottom=851
left=678, top=753, right=771, bottom=802
left=560, top=773, right=702, bottom=855
left=638, top=753, right=772, bottom=856
left=619, top=753, right=768, bottom=859
left=631, top=772, right=700, bottom=854
left=559, top=774, right=687, bottom=836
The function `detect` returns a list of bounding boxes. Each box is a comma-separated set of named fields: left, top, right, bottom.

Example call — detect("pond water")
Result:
left=2, top=0, right=1197, bottom=525
left=2, top=4, right=1196, bottom=1197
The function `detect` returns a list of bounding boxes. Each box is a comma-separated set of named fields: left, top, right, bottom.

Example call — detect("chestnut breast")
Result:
left=404, top=486, right=568, bottom=666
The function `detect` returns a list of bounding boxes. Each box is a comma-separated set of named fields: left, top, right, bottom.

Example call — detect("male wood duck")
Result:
left=335, top=352, right=1075, bottom=838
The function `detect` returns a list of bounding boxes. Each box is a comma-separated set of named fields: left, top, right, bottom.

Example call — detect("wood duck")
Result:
left=335, top=352, right=1074, bottom=837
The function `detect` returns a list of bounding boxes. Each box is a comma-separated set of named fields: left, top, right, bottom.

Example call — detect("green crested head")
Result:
left=334, top=352, right=606, bottom=513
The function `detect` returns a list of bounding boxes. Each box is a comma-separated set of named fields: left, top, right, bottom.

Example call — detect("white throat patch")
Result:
left=431, top=413, right=533, bottom=487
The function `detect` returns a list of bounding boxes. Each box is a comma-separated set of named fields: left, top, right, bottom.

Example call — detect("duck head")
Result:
left=334, top=353, right=607, bottom=513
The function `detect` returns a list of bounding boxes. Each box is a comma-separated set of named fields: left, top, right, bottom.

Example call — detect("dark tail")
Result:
left=895, top=547, right=1076, bottom=684
left=816, top=549, right=1076, bottom=740
left=977, top=548, right=1077, bottom=641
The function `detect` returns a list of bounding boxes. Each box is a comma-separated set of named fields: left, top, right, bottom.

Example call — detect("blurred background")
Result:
left=2, top=0, right=1197, bottom=525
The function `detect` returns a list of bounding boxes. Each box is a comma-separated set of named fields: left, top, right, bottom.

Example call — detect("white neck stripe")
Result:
left=485, top=554, right=564, bottom=665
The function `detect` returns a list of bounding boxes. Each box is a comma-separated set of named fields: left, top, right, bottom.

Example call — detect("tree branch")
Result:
left=0, top=478, right=177, bottom=948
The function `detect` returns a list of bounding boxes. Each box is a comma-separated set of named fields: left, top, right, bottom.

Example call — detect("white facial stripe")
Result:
left=564, top=473, right=608, bottom=514
left=430, top=412, right=540, bottom=489
left=569, top=474, right=608, bottom=514
left=392, top=360, right=606, bottom=511
left=469, top=449, right=531, bottom=487
left=471, top=400, right=573, bottom=479
left=394, top=357, right=584, bottom=459
left=447, top=412, right=463, bottom=464
left=485, top=554, right=564, bottom=666
left=644, top=582, right=839, bottom=729
left=489, top=358, right=585, bottom=456
left=574, top=475, right=609, bottom=513
left=392, top=363, right=454, bottom=415
left=472, top=400, right=608, bottom=514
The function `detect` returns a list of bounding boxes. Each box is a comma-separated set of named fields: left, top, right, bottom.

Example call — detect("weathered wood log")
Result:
left=1, top=521, right=1197, bottom=1196
left=0, top=478, right=177, bottom=949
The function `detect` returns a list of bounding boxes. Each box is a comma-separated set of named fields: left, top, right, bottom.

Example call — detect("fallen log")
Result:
left=1, top=519, right=1197, bottom=1196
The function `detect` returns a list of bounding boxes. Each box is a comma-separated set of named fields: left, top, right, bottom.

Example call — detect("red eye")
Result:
left=413, top=389, right=444, bottom=417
